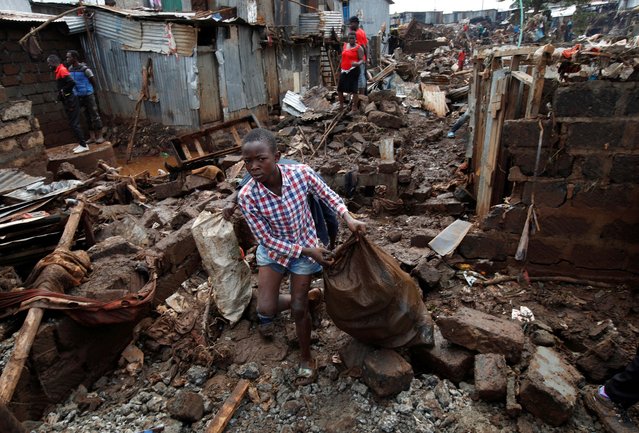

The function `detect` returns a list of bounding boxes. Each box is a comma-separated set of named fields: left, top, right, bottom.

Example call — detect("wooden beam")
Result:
left=206, top=379, right=249, bottom=433
left=511, top=70, right=533, bottom=86
left=476, top=46, right=538, bottom=60
left=193, top=138, right=205, bottom=157
left=526, top=45, right=554, bottom=118
left=0, top=201, right=85, bottom=404
left=476, top=70, right=509, bottom=218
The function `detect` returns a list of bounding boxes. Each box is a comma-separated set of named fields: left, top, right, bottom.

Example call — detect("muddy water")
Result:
left=116, top=154, right=177, bottom=177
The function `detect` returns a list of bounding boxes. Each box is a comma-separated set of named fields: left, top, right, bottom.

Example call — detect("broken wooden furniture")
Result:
left=169, top=114, right=261, bottom=172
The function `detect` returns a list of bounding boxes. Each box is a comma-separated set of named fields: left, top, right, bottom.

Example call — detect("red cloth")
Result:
left=356, top=27, right=367, bottom=60
left=55, top=63, right=70, bottom=80
left=341, top=43, right=361, bottom=71
left=458, top=51, right=466, bottom=70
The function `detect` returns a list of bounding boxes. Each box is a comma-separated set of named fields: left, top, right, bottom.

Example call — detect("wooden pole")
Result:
left=205, top=379, right=249, bottom=433
left=18, top=7, right=84, bottom=45
left=126, top=58, right=152, bottom=162
left=0, top=201, right=85, bottom=404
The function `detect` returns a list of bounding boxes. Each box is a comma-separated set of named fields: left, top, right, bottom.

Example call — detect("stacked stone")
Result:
left=0, top=91, right=47, bottom=175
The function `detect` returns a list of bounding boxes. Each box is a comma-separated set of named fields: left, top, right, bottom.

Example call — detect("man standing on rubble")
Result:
left=66, top=50, right=105, bottom=145
left=236, top=128, right=366, bottom=386
left=47, top=54, right=88, bottom=154
left=349, top=16, right=368, bottom=95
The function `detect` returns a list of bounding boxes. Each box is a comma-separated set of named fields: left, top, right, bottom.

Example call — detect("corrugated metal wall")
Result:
left=82, top=33, right=199, bottom=126
left=215, top=25, right=268, bottom=117
left=347, top=0, right=390, bottom=37
left=94, top=11, right=196, bottom=56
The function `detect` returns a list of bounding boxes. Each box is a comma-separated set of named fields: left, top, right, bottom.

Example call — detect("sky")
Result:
left=389, top=0, right=512, bottom=14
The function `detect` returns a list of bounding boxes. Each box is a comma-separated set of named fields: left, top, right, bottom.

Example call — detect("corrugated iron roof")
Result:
left=0, top=169, right=45, bottom=195
left=299, top=11, right=343, bottom=37
left=0, top=9, right=88, bottom=33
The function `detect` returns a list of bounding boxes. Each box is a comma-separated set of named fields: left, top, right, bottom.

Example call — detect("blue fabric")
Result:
left=256, top=244, right=322, bottom=275
left=239, top=158, right=338, bottom=247
left=69, top=66, right=94, bottom=96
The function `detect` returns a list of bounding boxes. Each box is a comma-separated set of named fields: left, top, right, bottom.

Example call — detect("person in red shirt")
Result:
left=349, top=16, right=368, bottom=95
left=46, top=54, right=88, bottom=153
left=337, top=32, right=364, bottom=113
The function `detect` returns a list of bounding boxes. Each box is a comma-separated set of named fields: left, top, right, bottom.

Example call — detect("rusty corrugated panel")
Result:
left=0, top=9, right=89, bottom=33
left=137, top=21, right=196, bottom=56
left=299, top=11, right=343, bottom=37
left=0, top=169, right=44, bottom=195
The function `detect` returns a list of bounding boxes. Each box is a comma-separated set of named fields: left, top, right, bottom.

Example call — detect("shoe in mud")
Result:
left=583, top=386, right=638, bottom=433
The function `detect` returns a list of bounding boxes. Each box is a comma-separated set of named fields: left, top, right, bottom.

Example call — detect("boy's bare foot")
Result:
left=295, top=358, right=318, bottom=386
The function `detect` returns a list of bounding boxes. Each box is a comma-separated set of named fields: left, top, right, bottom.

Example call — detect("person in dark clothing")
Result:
left=223, top=158, right=339, bottom=250
left=66, top=50, right=104, bottom=144
left=585, top=346, right=639, bottom=433
left=46, top=54, right=87, bottom=153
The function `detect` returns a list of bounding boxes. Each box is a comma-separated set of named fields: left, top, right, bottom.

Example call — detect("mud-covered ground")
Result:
left=7, top=108, right=639, bottom=433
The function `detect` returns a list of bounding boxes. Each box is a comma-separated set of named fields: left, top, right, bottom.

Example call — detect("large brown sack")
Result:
left=323, top=235, right=434, bottom=348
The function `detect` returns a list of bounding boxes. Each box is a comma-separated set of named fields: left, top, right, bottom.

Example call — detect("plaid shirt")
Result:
left=238, top=164, right=348, bottom=267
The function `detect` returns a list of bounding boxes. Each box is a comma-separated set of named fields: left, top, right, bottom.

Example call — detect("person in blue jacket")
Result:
left=66, top=50, right=104, bottom=146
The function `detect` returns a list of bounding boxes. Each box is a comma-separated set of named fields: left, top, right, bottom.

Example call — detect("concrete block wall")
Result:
left=482, top=80, right=639, bottom=281
left=0, top=22, right=84, bottom=147
left=0, top=90, right=48, bottom=176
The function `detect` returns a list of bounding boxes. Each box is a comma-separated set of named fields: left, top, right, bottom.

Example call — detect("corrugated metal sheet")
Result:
left=0, top=9, right=89, bottom=33
left=239, top=26, right=266, bottom=108
left=0, top=169, right=44, bottom=196
left=299, top=12, right=343, bottom=37
left=137, top=21, right=196, bottom=56
left=1, top=0, right=31, bottom=13
left=348, top=0, right=390, bottom=35
left=212, top=0, right=258, bottom=24
left=217, top=26, right=246, bottom=113
left=94, top=10, right=142, bottom=49
left=151, top=52, right=199, bottom=125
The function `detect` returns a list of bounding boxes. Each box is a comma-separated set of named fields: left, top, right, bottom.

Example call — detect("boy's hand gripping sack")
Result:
left=323, top=235, right=434, bottom=348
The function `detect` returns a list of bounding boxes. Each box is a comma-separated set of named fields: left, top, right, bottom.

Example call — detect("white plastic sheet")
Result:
left=192, top=210, right=252, bottom=325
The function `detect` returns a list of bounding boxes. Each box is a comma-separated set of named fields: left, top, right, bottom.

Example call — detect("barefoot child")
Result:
left=237, top=128, right=366, bottom=385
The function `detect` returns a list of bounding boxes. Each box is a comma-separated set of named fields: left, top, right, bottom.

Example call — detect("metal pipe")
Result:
left=518, top=0, right=524, bottom=47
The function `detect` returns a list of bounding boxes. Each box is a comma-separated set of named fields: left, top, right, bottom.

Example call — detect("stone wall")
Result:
left=0, top=22, right=84, bottom=147
left=478, top=80, right=639, bottom=281
left=0, top=89, right=48, bottom=176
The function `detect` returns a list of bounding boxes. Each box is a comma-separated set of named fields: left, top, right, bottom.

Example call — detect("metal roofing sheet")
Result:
left=299, top=11, right=343, bottom=37
left=136, top=21, right=196, bottom=56
left=0, top=169, right=44, bottom=195
left=94, top=9, right=142, bottom=49
left=0, top=9, right=88, bottom=33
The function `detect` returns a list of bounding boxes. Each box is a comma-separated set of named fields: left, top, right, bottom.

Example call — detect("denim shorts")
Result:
left=256, top=245, right=322, bottom=275
left=358, top=64, right=367, bottom=89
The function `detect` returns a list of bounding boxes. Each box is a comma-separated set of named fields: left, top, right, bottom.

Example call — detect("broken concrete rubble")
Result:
left=437, top=307, right=525, bottom=363
left=519, top=347, right=582, bottom=426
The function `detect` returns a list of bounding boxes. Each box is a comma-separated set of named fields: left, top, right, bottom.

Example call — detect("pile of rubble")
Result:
left=1, top=45, right=638, bottom=432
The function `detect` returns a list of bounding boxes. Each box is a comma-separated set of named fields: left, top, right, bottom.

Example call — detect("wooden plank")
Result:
left=511, top=69, right=533, bottom=86
left=206, top=379, right=250, bottom=433
left=193, top=138, right=205, bottom=157
left=526, top=45, right=554, bottom=118
left=230, top=126, right=242, bottom=146
left=504, top=55, right=523, bottom=120
left=476, top=46, right=538, bottom=60
left=420, top=83, right=449, bottom=117
left=476, top=69, right=509, bottom=218
left=181, top=143, right=193, bottom=160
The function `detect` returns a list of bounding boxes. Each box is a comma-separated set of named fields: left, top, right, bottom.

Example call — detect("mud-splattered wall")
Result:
left=478, top=80, right=639, bottom=282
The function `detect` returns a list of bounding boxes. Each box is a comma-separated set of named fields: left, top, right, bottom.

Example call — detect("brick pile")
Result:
left=0, top=90, right=48, bottom=176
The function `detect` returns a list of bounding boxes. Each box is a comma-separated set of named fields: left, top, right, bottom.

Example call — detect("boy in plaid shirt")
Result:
left=237, top=128, right=366, bottom=385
